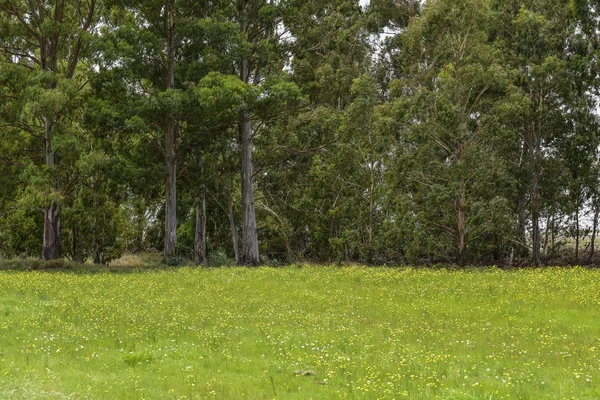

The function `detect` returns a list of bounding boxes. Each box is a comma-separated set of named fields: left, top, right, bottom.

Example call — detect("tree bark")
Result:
left=590, top=203, right=598, bottom=262
left=92, top=217, right=101, bottom=265
left=531, top=122, right=542, bottom=266
left=457, top=184, right=467, bottom=267
left=164, top=121, right=177, bottom=257
left=516, top=187, right=527, bottom=254
left=42, top=118, right=61, bottom=259
left=41, top=9, right=62, bottom=259
left=42, top=203, right=61, bottom=259
left=72, top=222, right=80, bottom=262
left=531, top=176, right=541, bottom=265
left=240, top=114, right=260, bottom=265
left=575, top=199, right=580, bottom=262
left=164, top=0, right=177, bottom=257
left=543, top=211, right=551, bottom=257
left=228, top=190, right=240, bottom=263
left=239, top=57, right=260, bottom=265
left=551, top=212, right=556, bottom=256
left=516, top=137, right=529, bottom=258
left=194, top=196, right=207, bottom=266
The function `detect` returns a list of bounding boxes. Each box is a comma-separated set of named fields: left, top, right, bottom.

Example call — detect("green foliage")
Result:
left=0, top=0, right=599, bottom=265
left=162, top=256, right=187, bottom=267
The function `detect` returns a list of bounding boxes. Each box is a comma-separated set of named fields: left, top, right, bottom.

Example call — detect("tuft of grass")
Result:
left=122, top=351, right=154, bottom=366
left=0, top=258, right=84, bottom=271
left=0, top=252, right=181, bottom=273
left=0, top=266, right=599, bottom=399
left=110, top=254, right=151, bottom=268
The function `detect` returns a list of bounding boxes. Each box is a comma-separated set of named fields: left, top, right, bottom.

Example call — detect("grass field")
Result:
left=0, top=266, right=599, bottom=399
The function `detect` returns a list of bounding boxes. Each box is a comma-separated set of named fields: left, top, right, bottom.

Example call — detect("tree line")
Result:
left=0, top=0, right=599, bottom=266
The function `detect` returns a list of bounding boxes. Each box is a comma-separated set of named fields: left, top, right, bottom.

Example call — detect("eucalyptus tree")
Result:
left=393, top=0, right=523, bottom=265
left=221, top=0, right=285, bottom=265
left=0, top=0, right=99, bottom=259
left=99, top=0, right=220, bottom=257
left=268, top=0, right=376, bottom=261
left=181, top=0, right=302, bottom=265
left=491, top=0, right=599, bottom=265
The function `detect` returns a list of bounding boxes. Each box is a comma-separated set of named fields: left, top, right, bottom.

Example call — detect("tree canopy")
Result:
left=1, top=0, right=598, bottom=266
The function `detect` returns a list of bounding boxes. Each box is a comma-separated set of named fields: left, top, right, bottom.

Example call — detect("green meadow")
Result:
left=0, top=266, right=599, bottom=399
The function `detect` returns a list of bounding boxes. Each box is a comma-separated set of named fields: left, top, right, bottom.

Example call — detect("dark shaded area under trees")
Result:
left=0, top=0, right=599, bottom=267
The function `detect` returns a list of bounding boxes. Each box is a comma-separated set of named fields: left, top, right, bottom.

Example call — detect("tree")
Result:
left=100, top=0, right=217, bottom=257
left=391, top=0, right=523, bottom=265
left=491, top=0, right=599, bottom=265
left=0, top=0, right=98, bottom=259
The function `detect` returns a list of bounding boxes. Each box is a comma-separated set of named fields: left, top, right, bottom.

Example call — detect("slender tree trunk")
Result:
left=194, top=196, right=207, bottom=266
left=457, top=184, right=467, bottom=267
left=543, top=211, right=551, bottom=257
left=516, top=138, right=529, bottom=258
left=531, top=176, right=541, bottom=265
left=194, top=197, right=207, bottom=265
left=164, top=122, right=177, bottom=257
left=367, top=155, right=375, bottom=263
left=531, top=123, right=542, bottom=266
left=92, top=217, right=101, bottom=265
left=575, top=200, right=580, bottom=262
left=239, top=58, right=260, bottom=265
left=164, top=1, right=177, bottom=257
left=590, top=203, right=598, bottom=262
left=240, top=115, right=260, bottom=265
left=42, top=119, right=61, bottom=259
left=72, top=222, right=79, bottom=262
left=516, top=188, right=527, bottom=255
left=228, top=190, right=240, bottom=263
left=551, top=212, right=556, bottom=256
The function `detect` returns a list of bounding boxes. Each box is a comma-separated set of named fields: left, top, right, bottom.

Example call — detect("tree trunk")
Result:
left=42, top=202, right=61, bottom=259
left=194, top=197, right=207, bottom=266
left=575, top=200, right=580, bottom=262
left=543, top=211, right=551, bottom=257
left=164, top=123, right=177, bottom=257
left=531, top=123, right=542, bottom=267
left=516, top=188, right=527, bottom=256
left=368, top=165, right=375, bottom=263
left=240, top=115, right=260, bottom=265
left=239, top=58, right=260, bottom=265
left=531, top=175, right=541, bottom=266
left=516, top=137, right=529, bottom=258
left=164, top=2, right=177, bottom=257
left=92, top=217, right=101, bottom=265
left=72, top=222, right=80, bottom=262
left=551, top=212, right=556, bottom=256
left=457, top=184, right=467, bottom=267
left=228, top=190, right=240, bottom=263
left=590, top=203, right=598, bottom=262
left=42, top=119, right=61, bottom=260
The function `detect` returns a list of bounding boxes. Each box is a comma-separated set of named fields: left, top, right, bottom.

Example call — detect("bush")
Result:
left=162, top=256, right=187, bottom=267
left=207, top=249, right=235, bottom=267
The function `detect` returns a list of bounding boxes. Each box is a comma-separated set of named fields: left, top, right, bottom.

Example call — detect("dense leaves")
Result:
left=0, top=0, right=598, bottom=265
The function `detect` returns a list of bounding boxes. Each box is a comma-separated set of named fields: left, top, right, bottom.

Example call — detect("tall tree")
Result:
left=492, top=0, right=599, bottom=265
left=391, top=0, right=523, bottom=265
left=100, top=0, right=216, bottom=257
left=230, top=0, right=287, bottom=265
left=0, top=0, right=98, bottom=259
